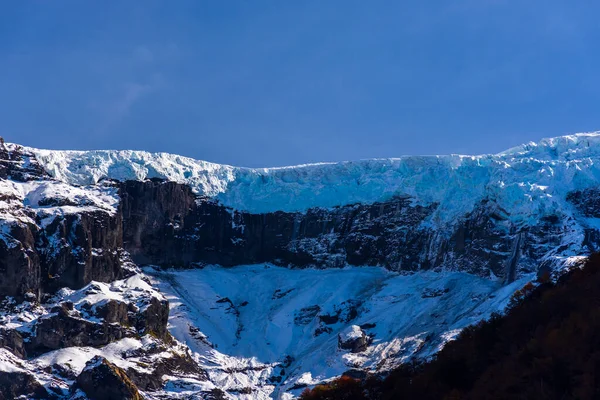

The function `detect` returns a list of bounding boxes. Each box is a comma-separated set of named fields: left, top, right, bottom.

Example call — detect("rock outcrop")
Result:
left=0, top=370, right=49, bottom=399
left=0, top=328, right=26, bottom=358
left=338, top=325, right=370, bottom=353
left=26, top=302, right=135, bottom=356
left=134, top=297, right=170, bottom=340
left=74, top=356, right=143, bottom=400
left=84, top=295, right=170, bottom=341
left=126, top=349, right=208, bottom=391
left=39, top=210, right=124, bottom=294
left=0, top=349, right=50, bottom=399
left=0, top=222, right=40, bottom=301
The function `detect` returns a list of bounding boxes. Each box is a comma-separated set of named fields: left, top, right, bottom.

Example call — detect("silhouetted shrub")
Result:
left=507, top=281, right=536, bottom=310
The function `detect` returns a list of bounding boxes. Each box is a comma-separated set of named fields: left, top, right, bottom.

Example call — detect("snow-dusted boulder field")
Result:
left=1, top=133, right=600, bottom=398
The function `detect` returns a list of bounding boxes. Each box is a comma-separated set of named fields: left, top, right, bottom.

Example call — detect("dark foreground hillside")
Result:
left=301, top=254, right=600, bottom=400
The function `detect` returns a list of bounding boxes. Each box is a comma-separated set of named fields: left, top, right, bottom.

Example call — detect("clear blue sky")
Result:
left=1, top=1, right=599, bottom=167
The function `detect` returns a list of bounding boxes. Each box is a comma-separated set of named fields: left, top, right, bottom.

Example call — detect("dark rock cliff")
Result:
left=0, top=208, right=126, bottom=301
left=119, top=179, right=437, bottom=270
left=119, top=179, right=583, bottom=280
left=39, top=210, right=124, bottom=293
left=0, top=221, right=41, bottom=300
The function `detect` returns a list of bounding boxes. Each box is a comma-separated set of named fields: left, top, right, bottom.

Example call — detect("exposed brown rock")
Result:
left=75, top=356, right=143, bottom=400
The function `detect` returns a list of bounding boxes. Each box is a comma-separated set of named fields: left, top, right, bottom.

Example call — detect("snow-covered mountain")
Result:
left=1, top=133, right=600, bottom=399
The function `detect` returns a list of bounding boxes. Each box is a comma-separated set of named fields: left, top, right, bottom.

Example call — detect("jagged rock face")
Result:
left=135, top=297, right=170, bottom=339
left=433, top=199, right=572, bottom=279
left=75, top=356, right=143, bottom=400
left=120, top=180, right=441, bottom=271
left=0, top=370, right=49, bottom=399
left=120, top=180, right=199, bottom=266
left=0, top=145, right=47, bottom=300
left=119, top=179, right=587, bottom=280
left=0, top=222, right=41, bottom=300
left=26, top=302, right=136, bottom=356
left=118, top=180, right=431, bottom=270
left=93, top=299, right=130, bottom=324
left=39, top=210, right=124, bottom=293
left=0, top=144, right=49, bottom=182
left=0, top=328, right=26, bottom=358
left=88, top=296, right=170, bottom=341
left=0, top=207, right=126, bottom=301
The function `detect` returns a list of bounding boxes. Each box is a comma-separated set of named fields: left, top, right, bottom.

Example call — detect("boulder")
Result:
left=75, top=356, right=143, bottom=400
left=338, top=325, right=370, bottom=353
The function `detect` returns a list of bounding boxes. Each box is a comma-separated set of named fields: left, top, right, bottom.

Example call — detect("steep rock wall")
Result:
left=119, top=179, right=586, bottom=279
left=0, top=221, right=41, bottom=299
left=38, top=209, right=125, bottom=293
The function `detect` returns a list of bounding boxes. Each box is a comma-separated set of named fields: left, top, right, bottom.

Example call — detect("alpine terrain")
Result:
left=2, top=132, right=600, bottom=399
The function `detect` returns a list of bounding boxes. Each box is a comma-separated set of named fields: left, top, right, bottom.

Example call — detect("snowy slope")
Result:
left=27, top=132, right=600, bottom=225
left=145, top=264, right=535, bottom=398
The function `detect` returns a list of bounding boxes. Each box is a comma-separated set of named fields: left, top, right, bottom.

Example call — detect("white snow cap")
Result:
left=22, top=132, right=600, bottom=223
